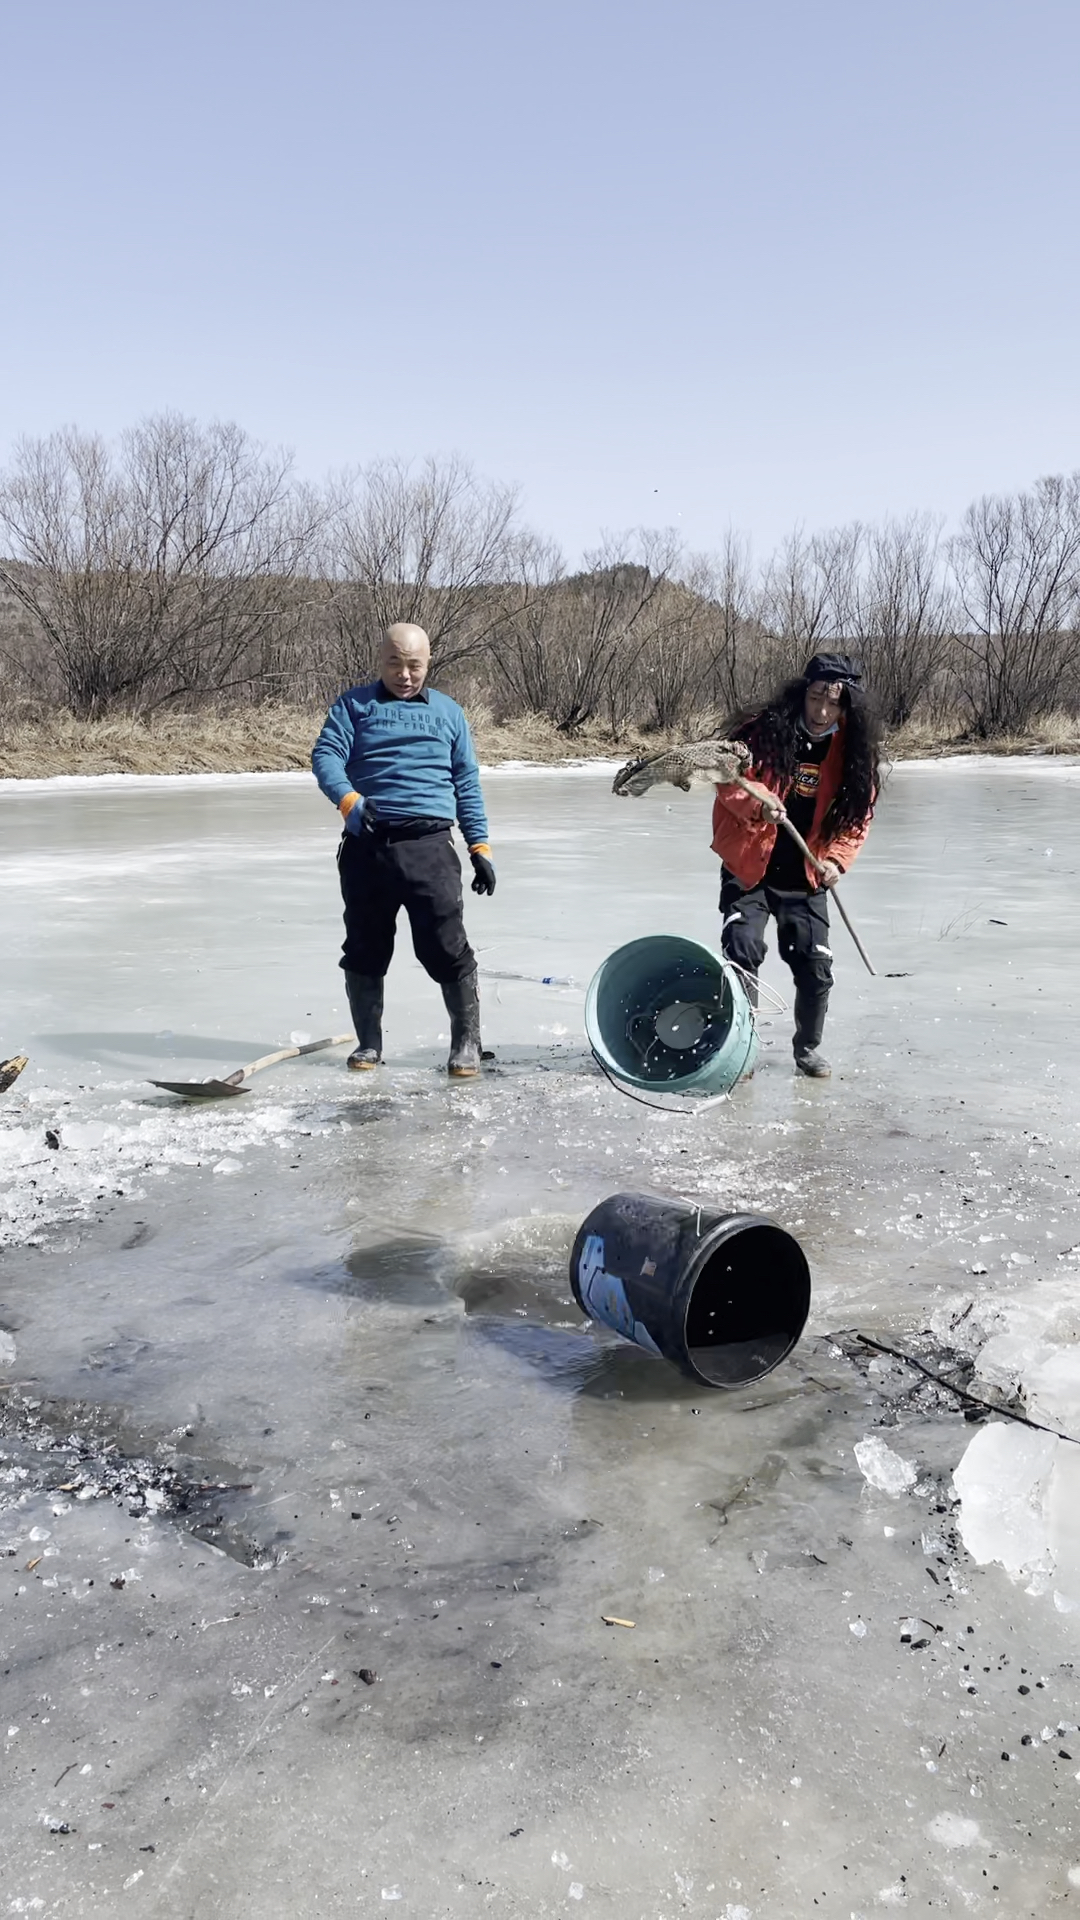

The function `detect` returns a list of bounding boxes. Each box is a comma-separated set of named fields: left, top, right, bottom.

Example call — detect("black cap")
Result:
left=802, top=652, right=862, bottom=688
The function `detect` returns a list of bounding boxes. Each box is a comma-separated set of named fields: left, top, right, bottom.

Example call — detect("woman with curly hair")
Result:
left=711, top=653, right=882, bottom=1078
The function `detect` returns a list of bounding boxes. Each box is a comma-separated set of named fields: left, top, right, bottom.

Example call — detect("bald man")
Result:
left=312, top=624, right=495, bottom=1078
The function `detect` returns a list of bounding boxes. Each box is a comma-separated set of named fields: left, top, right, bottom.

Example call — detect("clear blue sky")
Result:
left=2, top=0, right=1076, bottom=563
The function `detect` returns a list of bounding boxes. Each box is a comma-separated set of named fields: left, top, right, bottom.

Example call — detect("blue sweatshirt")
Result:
left=311, top=681, right=489, bottom=847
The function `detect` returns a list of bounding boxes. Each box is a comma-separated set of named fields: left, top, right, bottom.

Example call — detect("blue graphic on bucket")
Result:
left=577, top=1234, right=662, bottom=1355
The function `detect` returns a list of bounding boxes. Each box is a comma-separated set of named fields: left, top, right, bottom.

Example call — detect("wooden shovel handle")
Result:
left=234, top=1033, right=356, bottom=1082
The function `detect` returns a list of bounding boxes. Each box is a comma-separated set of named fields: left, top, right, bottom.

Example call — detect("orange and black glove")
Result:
left=468, top=844, right=496, bottom=895
left=339, top=793, right=378, bottom=836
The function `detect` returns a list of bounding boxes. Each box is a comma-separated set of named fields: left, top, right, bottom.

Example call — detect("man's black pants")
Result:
left=337, top=823, right=475, bottom=984
left=719, top=872, right=834, bottom=999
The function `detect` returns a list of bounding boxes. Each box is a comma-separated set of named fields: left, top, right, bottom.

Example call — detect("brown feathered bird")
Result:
left=612, top=739, right=751, bottom=796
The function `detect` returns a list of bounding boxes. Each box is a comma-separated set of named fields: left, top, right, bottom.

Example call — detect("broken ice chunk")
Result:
left=60, top=1120, right=110, bottom=1150
left=952, top=1422, right=1057, bottom=1578
left=854, top=1434, right=918, bottom=1496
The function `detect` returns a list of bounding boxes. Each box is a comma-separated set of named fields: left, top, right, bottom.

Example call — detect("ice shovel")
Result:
left=150, top=1033, right=355, bottom=1099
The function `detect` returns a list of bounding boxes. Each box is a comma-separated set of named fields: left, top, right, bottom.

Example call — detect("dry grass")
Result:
left=2, top=701, right=1079, bottom=780
left=468, top=707, right=727, bottom=765
left=0, top=705, right=328, bottom=778
left=0, top=703, right=718, bottom=779
left=888, top=710, right=1080, bottom=760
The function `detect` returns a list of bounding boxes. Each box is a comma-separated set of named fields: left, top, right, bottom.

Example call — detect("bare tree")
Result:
left=0, top=562, right=52, bottom=699
left=634, top=586, right=701, bottom=733
left=485, top=534, right=721, bottom=736
left=482, top=534, right=566, bottom=716
left=326, top=455, right=523, bottom=680
left=632, top=554, right=741, bottom=734
left=697, top=531, right=762, bottom=713
left=0, top=416, right=319, bottom=716
left=851, top=514, right=952, bottom=725
left=539, top=530, right=683, bottom=733
left=7, top=414, right=1078, bottom=744
left=757, top=527, right=839, bottom=678
left=949, top=475, right=1080, bottom=732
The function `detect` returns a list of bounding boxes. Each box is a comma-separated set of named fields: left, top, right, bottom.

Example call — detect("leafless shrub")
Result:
left=3, top=415, right=1080, bottom=743
left=948, top=474, right=1080, bottom=733
left=844, top=515, right=954, bottom=725
left=325, top=455, right=524, bottom=680
left=0, top=416, right=321, bottom=717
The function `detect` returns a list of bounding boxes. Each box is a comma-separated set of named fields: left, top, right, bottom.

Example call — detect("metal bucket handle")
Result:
left=724, top=959, right=789, bottom=1017
left=590, top=1046, right=735, bottom=1114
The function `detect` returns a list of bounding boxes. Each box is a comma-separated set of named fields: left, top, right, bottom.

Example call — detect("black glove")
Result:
left=469, top=850, right=496, bottom=896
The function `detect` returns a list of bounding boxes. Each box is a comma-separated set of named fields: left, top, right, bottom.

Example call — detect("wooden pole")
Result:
left=733, top=776, right=878, bottom=978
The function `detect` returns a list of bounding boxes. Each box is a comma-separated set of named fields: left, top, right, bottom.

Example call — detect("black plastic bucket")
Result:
left=569, top=1191, right=811, bottom=1388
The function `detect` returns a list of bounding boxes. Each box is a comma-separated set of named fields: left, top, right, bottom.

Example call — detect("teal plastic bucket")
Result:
left=586, top=935, right=757, bottom=1096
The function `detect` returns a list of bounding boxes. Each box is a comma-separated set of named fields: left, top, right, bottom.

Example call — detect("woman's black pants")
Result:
left=719, top=872, right=833, bottom=1056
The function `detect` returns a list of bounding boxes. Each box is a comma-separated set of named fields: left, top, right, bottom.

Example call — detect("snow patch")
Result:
left=0, top=1087, right=343, bottom=1250
left=926, top=1811, right=981, bottom=1849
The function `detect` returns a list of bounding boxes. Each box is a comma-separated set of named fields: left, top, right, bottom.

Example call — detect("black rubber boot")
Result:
left=441, top=968, right=482, bottom=1079
left=793, top=986, right=831, bottom=1078
left=344, top=971, right=384, bottom=1071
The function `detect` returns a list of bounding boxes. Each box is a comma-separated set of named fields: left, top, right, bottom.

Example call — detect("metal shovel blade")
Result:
left=149, top=1033, right=354, bottom=1100
left=149, top=1075, right=248, bottom=1099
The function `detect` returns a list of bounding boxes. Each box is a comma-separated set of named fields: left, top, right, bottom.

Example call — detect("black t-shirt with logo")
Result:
left=763, top=729, right=832, bottom=891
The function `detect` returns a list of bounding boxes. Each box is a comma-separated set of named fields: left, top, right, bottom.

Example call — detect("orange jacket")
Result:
left=710, top=720, right=873, bottom=889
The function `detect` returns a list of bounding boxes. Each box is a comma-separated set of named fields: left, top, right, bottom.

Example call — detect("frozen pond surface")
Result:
left=2, top=759, right=1080, bottom=1916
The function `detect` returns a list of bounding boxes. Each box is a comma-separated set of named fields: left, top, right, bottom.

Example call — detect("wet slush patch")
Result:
left=0, top=1384, right=277, bottom=1568
left=329, top=1214, right=827, bottom=1402
left=339, top=1233, right=448, bottom=1307
left=332, top=1216, right=583, bottom=1327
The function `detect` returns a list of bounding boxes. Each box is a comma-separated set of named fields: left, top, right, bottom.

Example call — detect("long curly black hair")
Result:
left=729, top=677, right=883, bottom=832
